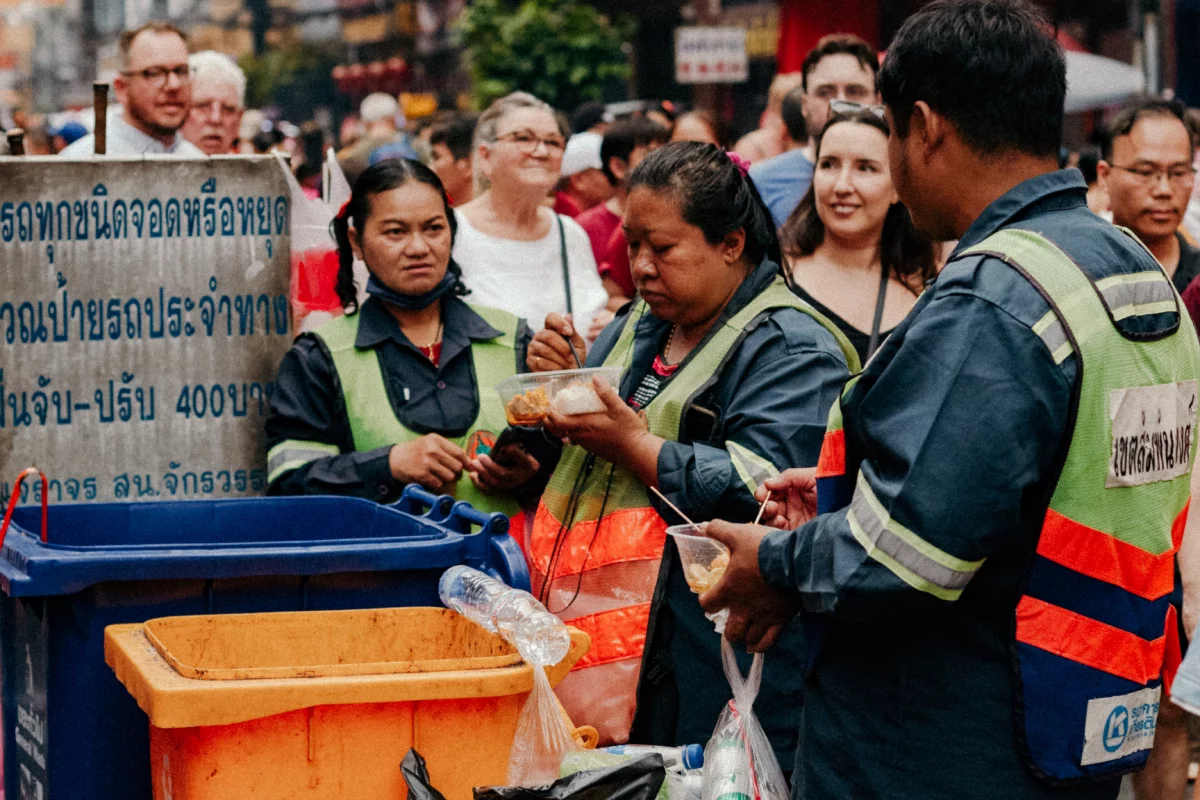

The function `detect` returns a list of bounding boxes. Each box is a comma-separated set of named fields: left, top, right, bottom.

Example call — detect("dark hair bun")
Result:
left=627, top=141, right=780, bottom=267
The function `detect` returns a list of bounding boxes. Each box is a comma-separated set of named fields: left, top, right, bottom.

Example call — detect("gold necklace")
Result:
left=416, top=319, right=443, bottom=363
left=662, top=324, right=678, bottom=364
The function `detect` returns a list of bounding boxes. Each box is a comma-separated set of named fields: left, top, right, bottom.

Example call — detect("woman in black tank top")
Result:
left=780, top=104, right=938, bottom=362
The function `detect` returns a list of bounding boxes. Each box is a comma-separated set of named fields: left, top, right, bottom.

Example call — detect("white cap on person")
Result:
left=361, top=92, right=404, bottom=128
left=560, top=131, right=604, bottom=177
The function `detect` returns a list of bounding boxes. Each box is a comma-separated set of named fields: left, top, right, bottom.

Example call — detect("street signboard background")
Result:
left=0, top=156, right=291, bottom=506
left=676, top=26, right=749, bottom=84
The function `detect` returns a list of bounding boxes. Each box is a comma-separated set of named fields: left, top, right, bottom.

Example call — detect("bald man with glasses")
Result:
left=60, top=21, right=204, bottom=157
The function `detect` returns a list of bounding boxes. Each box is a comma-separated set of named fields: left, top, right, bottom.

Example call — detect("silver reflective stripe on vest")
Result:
left=846, top=473, right=985, bottom=601
left=267, top=439, right=341, bottom=484
left=1096, top=272, right=1177, bottom=321
left=727, top=440, right=779, bottom=496
left=1032, top=310, right=1073, bottom=365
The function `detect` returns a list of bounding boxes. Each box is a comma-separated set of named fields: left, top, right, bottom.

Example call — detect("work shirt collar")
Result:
left=354, top=295, right=502, bottom=365
left=951, top=169, right=1088, bottom=258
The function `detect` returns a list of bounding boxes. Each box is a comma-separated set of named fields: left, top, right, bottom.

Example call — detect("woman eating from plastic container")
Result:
left=265, top=158, right=538, bottom=518
left=523, top=142, right=858, bottom=765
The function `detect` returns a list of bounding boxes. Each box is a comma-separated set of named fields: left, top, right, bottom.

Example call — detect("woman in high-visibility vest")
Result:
left=523, top=141, right=858, bottom=763
left=265, top=158, right=539, bottom=516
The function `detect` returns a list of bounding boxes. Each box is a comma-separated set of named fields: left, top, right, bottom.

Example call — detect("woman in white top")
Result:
left=453, top=92, right=608, bottom=335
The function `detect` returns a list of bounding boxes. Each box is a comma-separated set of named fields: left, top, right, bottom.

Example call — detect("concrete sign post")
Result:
left=0, top=155, right=291, bottom=506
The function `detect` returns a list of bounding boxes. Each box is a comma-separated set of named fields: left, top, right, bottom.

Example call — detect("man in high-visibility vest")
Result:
left=700, top=1, right=1200, bottom=798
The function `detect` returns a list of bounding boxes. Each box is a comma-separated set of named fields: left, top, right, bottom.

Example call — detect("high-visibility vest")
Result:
left=266, top=303, right=521, bottom=518
left=530, top=276, right=859, bottom=744
left=814, top=228, right=1200, bottom=782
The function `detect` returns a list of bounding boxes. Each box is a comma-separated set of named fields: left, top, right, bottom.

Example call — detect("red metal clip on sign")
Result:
left=0, top=466, right=48, bottom=547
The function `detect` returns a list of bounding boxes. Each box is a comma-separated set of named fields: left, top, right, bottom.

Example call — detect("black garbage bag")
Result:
left=401, top=749, right=448, bottom=800
left=474, top=754, right=665, bottom=800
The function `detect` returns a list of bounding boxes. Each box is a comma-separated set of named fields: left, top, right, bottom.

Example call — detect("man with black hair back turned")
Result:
left=1100, top=98, right=1200, bottom=296
left=699, top=2, right=1200, bottom=799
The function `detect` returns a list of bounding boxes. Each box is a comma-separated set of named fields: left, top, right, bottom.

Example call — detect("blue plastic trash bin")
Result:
left=0, top=485, right=527, bottom=800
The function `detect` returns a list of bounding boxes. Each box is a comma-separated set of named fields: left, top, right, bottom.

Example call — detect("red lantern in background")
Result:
left=382, top=57, right=408, bottom=95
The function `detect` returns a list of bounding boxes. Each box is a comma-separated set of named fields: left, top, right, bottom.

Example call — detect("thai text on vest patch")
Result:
left=1080, top=687, right=1160, bottom=765
left=1108, top=381, right=1198, bottom=488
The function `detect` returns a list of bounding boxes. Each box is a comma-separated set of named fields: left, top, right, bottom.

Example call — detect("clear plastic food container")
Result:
left=495, top=366, right=625, bottom=427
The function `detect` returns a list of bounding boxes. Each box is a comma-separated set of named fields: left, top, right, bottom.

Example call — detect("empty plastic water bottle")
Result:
left=438, top=565, right=506, bottom=632
left=439, top=566, right=570, bottom=666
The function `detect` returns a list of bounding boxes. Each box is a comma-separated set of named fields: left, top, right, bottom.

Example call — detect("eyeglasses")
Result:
left=829, top=100, right=886, bottom=120
left=494, top=129, right=567, bottom=155
left=121, top=65, right=191, bottom=87
left=1111, top=163, right=1197, bottom=187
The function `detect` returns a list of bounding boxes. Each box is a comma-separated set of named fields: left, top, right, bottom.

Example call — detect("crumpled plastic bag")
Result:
left=401, top=749, right=448, bottom=800
left=274, top=148, right=364, bottom=333
left=477, top=754, right=666, bottom=800
left=508, top=660, right=580, bottom=785
left=701, top=639, right=789, bottom=800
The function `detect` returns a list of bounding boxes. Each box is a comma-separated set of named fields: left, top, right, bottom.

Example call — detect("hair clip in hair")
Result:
left=726, top=151, right=751, bottom=178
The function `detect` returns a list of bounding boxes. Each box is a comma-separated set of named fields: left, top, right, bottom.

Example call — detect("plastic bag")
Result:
left=701, top=639, right=789, bottom=800
left=476, top=754, right=666, bottom=800
left=273, top=148, right=363, bottom=333
left=508, top=662, right=580, bottom=785
left=400, top=749, right=448, bottom=800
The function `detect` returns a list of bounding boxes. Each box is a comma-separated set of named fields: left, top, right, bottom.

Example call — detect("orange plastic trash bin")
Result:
left=104, top=607, right=592, bottom=800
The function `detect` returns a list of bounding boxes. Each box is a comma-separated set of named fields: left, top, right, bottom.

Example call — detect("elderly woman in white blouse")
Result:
left=452, top=92, right=608, bottom=336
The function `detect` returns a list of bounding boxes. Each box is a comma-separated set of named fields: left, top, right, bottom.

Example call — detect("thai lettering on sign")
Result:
left=0, top=156, right=292, bottom=505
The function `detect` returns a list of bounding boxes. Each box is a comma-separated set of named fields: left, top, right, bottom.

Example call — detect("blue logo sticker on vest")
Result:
left=1081, top=687, right=1160, bottom=765
left=1103, top=706, right=1129, bottom=753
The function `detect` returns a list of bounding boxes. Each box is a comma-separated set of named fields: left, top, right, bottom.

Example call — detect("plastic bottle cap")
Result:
left=682, top=743, right=705, bottom=770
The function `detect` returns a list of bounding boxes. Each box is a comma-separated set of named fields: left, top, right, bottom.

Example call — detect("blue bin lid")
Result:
left=0, top=487, right=530, bottom=597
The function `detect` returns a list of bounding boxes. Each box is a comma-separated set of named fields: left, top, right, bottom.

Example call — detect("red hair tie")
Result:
left=337, top=199, right=352, bottom=220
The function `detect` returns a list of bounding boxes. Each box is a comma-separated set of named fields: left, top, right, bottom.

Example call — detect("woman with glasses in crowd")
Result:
left=265, top=159, right=539, bottom=519
left=781, top=102, right=938, bottom=362
left=524, top=142, right=857, bottom=769
left=452, top=92, right=609, bottom=337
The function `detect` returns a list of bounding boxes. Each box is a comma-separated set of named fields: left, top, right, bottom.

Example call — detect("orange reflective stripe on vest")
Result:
left=1016, top=595, right=1168, bottom=685
left=816, top=428, right=846, bottom=479
left=530, top=505, right=667, bottom=579
left=1036, top=506, right=1186, bottom=602
left=568, top=604, right=654, bottom=670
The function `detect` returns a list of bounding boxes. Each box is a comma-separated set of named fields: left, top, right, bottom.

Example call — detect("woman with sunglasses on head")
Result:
left=781, top=102, right=939, bottom=362
left=265, top=159, right=539, bottom=518
left=452, top=92, right=609, bottom=338
left=523, top=142, right=858, bottom=767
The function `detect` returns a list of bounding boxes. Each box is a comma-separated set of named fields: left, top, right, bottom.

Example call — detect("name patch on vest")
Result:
left=1108, top=381, right=1197, bottom=488
left=1081, top=686, right=1161, bottom=765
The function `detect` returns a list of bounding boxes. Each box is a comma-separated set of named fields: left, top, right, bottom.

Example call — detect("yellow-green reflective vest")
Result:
left=274, top=304, right=521, bottom=517
left=529, top=276, right=860, bottom=745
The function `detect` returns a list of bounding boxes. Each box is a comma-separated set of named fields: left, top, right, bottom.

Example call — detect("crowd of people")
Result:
left=26, top=2, right=1200, bottom=798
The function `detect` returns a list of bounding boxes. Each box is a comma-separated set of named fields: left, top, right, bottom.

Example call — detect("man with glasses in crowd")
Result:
left=61, top=21, right=203, bottom=157
left=750, top=35, right=879, bottom=228
left=180, top=50, right=246, bottom=155
left=1100, top=97, right=1200, bottom=296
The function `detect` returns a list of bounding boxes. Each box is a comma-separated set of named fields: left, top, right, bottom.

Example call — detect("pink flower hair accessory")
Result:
left=726, top=151, right=751, bottom=177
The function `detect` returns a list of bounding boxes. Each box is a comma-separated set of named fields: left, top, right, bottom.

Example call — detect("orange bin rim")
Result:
left=105, top=606, right=589, bottom=729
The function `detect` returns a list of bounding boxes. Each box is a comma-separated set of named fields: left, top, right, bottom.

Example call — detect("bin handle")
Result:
left=0, top=467, right=48, bottom=547
left=393, top=484, right=455, bottom=521
left=445, top=501, right=508, bottom=537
